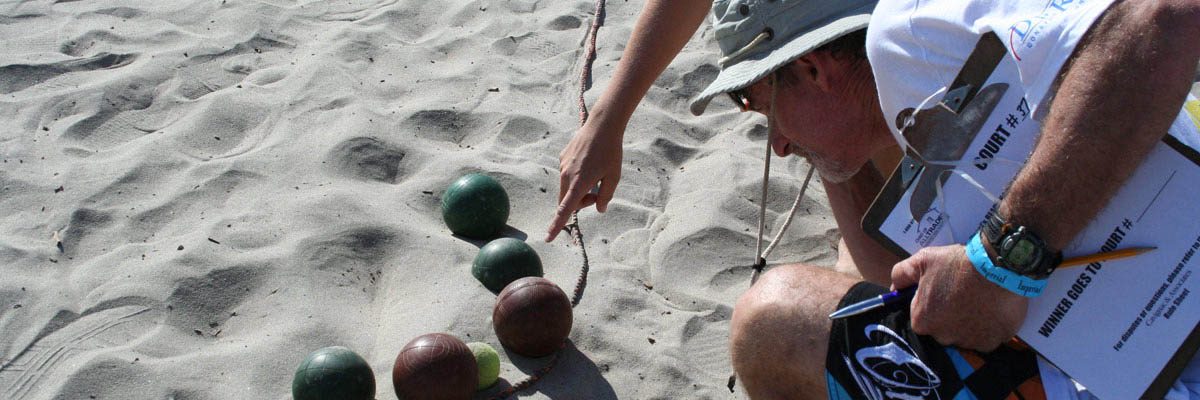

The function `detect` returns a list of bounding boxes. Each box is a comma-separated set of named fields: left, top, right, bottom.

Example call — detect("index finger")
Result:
left=546, top=185, right=584, bottom=242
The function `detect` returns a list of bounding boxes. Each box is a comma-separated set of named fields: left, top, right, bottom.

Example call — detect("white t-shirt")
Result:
left=867, top=0, right=1200, bottom=147
left=866, top=0, right=1114, bottom=134
left=865, top=0, right=1200, bottom=398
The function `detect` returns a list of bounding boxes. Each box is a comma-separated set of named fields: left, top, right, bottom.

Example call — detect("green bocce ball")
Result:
left=292, top=346, right=375, bottom=400
left=442, top=173, right=510, bottom=239
left=472, top=238, right=543, bottom=293
left=467, top=342, right=501, bottom=390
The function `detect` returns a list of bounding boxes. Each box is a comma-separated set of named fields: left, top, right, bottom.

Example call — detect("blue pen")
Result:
left=828, top=285, right=918, bottom=319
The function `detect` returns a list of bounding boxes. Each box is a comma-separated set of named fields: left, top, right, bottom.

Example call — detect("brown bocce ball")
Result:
left=392, top=333, right=478, bottom=400
left=492, top=277, right=573, bottom=357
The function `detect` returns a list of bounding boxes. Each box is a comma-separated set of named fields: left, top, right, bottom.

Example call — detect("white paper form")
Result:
left=1019, top=135, right=1200, bottom=399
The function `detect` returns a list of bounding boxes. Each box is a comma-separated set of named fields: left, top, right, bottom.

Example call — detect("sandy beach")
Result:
left=2, top=1, right=1197, bottom=399
left=0, top=1, right=846, bottom=398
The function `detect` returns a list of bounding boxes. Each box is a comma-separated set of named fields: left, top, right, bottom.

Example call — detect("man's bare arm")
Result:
left=591, top=0, right=712, bottom=128
left=548, top=0, right=711, bottom=241
left=1001, top=0, right=1200, bottom=250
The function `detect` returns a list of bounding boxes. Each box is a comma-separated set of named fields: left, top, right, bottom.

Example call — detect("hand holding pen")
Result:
left=829, top=247, right=1156, bottom=319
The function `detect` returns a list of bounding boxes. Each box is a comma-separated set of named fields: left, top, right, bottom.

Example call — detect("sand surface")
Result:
left=0, top=1, right=841, bottom=399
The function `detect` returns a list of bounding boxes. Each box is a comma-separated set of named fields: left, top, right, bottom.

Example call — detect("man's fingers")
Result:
left=547, top=186, right=585, bottom=242
left=579, top=193, right=598, bottom=210
left=544, top=193, right=597, bottom=242
left=595, top=175, right=619, bottom=213
left=891, top=255, right=928, bottom=331
left=557, top=170, right=571, bottom=203
left=889, top=257, right=920, bottom=291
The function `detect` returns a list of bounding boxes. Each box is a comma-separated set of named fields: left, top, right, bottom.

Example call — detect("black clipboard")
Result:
left=860, top=32, right=1200, bottom=399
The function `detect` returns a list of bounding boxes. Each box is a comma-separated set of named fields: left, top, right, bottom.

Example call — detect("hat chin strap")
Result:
left=751, top=69, right=816, bottom=285
left=719, top=30, right=772, bottom=68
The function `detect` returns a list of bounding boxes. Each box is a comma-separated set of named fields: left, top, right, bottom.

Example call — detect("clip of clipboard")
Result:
left=862, top=32, right=1010, bottom=258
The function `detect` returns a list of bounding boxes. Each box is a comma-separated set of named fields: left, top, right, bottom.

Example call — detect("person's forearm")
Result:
left=1000, top=0, right=1200, bottom=251
left=824, top=159, right=903, bottom=285
left=589, top=0, right=711, bottom=128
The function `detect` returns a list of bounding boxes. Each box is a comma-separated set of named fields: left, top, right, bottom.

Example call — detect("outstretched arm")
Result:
left=546, top=0, right=711, bottom=242
left=892, top=0, right=1200, bottom=351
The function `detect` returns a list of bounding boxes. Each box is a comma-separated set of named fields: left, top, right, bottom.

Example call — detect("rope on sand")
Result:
left=487, top=0, right=604, bottom=397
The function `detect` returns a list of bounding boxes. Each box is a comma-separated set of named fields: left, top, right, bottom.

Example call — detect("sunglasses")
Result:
left=727, top=89, right=752, bottom=112
left=726, top=71, right=778, bottom=113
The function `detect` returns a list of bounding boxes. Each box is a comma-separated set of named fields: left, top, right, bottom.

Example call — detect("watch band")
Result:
left=966, top=232, right=1048, bottom=297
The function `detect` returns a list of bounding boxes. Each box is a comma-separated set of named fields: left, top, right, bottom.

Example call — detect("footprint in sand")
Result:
left=546, top=15, right=582, bottom=31
left=59, top=30, right=125, bottom=57
left=296, top=227, right=397, bottom=299
left=164, top=266, right=266, bottom=330
left=169, top=33, right=294, bottom=100
left=326, top=137, right=410, bottom=184
left=495, top=115, right=553, bottom=148
left=0, top=265, right=270, bottom=398
left=60, top=208, right=114, bottom=257
left=403, top=109, right=481, bottom=144
left=650, top=138, right=698, bottom=166
left=58, top=76, right=170, bottom=150
left=489, top=31, right=573, bottom=60
left=674, top=64, right=721, bottom=100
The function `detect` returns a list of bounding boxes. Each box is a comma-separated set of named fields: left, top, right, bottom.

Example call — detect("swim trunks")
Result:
left=826, top=282, right=1046, bottom=400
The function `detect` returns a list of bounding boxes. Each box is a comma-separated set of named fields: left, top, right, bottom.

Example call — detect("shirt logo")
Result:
left=1008, top=0, right=1090, bottom=61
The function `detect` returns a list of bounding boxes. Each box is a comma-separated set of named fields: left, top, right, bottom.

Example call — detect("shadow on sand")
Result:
left=453, top=225, right=529, bottom=249
left=474, top=340, right=616, bottom=399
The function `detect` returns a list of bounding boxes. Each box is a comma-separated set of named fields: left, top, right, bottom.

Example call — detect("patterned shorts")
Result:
left=825, top=282, right=1047, bottom=400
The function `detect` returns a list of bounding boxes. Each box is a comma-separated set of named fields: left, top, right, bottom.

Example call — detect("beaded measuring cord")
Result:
left=485, top=0, right=603, bottom=398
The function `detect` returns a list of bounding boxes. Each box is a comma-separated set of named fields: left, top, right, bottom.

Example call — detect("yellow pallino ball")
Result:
left=466, top=342, right=501, bottom=390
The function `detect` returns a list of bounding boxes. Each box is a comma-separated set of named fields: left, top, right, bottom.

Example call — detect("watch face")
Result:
left=1007, top=238, right=1039, bottom=270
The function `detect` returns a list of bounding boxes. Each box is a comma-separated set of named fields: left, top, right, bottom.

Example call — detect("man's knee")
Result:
left=730, top=265, right=852, bottom=398
left=732, top=266, right=808, bottom=348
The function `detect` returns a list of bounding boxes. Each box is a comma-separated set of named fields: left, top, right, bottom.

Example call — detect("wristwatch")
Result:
left=980, top=211, right=1062, bottom=280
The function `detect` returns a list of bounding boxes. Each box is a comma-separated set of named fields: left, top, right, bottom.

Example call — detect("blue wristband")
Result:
left=965, top=232, right=1048, bottom=297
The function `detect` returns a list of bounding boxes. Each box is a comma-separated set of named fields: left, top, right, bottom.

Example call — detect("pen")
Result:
left=828, top=285, right=917, bottom=319
left=827, top=247, right=1157, bottom=320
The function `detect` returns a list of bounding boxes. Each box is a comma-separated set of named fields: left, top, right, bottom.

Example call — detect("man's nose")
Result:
left=768, top=127, right=791, bottom=157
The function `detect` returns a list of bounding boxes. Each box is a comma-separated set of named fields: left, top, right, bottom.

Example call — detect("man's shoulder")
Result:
left=867, top=0, right=982, bottom=134
left=866, top=0, right=1120, bottom=132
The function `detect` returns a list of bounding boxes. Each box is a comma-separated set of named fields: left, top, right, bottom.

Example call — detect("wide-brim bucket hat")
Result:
left=690, top=0, right=877, bottom=116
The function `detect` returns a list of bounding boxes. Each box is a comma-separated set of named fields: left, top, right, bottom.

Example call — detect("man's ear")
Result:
left=794, top=52, right=837, bottom=92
